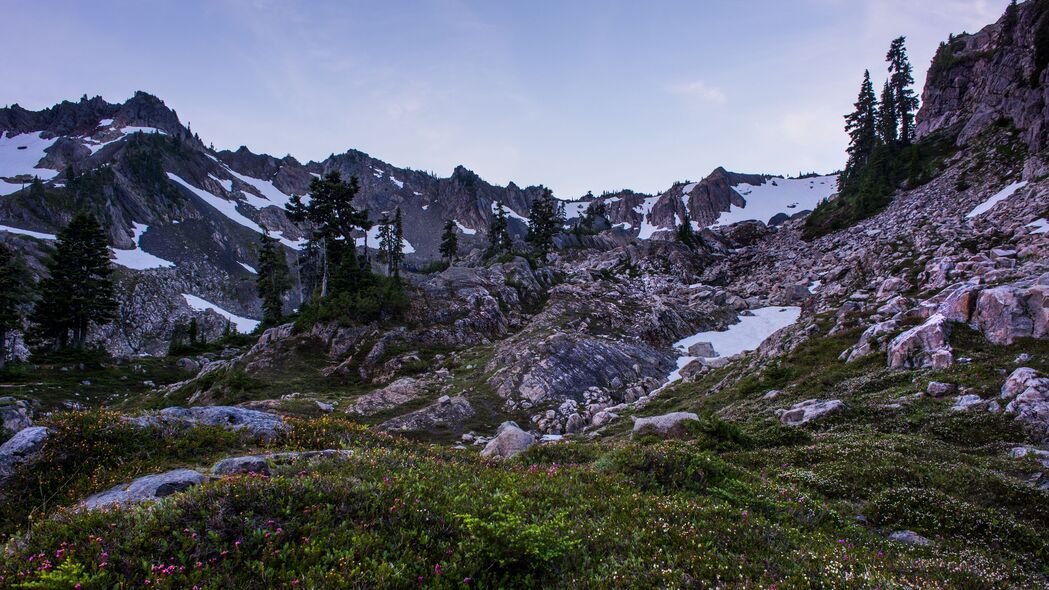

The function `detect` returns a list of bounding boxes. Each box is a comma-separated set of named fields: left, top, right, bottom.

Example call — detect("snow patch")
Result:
left=636, top=195, right=667, bottom=239
left=208, top=174, right=234, bottom=193
left=0, top=131, right=60, bottom=189
left=490, top=201, right=529, bottom=223
left=111, top=222, right=175, bottom=270
left=454, top=220, right=477, bottom=235
left=714, top=175, right=837, bottom=227
left=355, top=225, right=416, bottom=254
left=966, top=181, right=1028, bottom=219
left=223, top=167, right=294, bottom=208
left=0, top=224, right=56, bottom=240
left=167, top=173, right=302, bottom=249
left=238, top=262, right=258, bottom=274
left=181, top=294, right=259, bottom=333
left=390, top=176, right=404, bottom=188
left=661, top=306, right=802, bottom=390
left=1028, top=218, right=1049, bottom=235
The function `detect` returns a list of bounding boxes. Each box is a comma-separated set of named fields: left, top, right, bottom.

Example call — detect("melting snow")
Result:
left=354, top=225, right=416, bottom=254
left=390, top=176, right=404, bottom=188
left=98, top=119, right=114, bottom=127
left=84, top=126, right=167, bottom=155
left=181, top=294, right=259, bottom=333
left=167, top=173, right=302, bottom=249
left=0, top=224, right=56, bottom=240
left=454, top=220, right=477, bottom=235
left=223, top=167, right=294, bottom=208
left=681, top=181, right=699, bottom=195
left=491, top=201, right=529, bottom=223
left=714, top=175, right=837, bottom=227
left=111, top=222, right=175, bottom=270
left=208, top=174, right=234, bottom=193
left=966, top=181, right=1028, bottom=219
left=660, top=306, right=802, bottom=390
left=0, top=131, right=60, bottom=193
left=238, top=262, right=258, bottom=274
left=1028, top=218, right=1048, bottom=235
left=636, top=195, right=667, bottom=239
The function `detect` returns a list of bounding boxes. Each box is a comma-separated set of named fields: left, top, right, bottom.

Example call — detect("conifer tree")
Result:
left=526, top=189, right=565, bottom=258
left=676, top=212, right=697, bottom=247
left=376, top=213, right=393, bottom=271
left=0, top=243, right=33, bottom=369
left=578, top=200, right=608, bottom=234
left=1003, top=0, right=1019, bottom=38
left=886, top=37, right=919, bottom=145
left=257, top=233, right=291, bottom=326
left=439, top=219, right=458, bottom=263
left=488, top=204, right=512, bottom=256
left=378, top=208, right=405, bottom=278
left=877, top=80, right=898, bottom=146
left=28, top=212, right=117, bottom=351
left=286, top=172, right=370, bottom=297
left=840, top=70, right=879, bottom=193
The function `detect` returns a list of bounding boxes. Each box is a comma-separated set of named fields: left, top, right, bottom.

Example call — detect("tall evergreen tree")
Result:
left=286, top=172, right=370, bottom=298
left=840, top=70, right=879, bottom=193
left=439, top=219, right=459, bottom=263
left=877, top=80, right=898, bottom=146
left=28, top=212, right=117, bottom=351
left=675, top=212, right=697, bottom=248
left=376, top=213, right=393, bottom=271
left=526, top=189, right=565, bottom=258
left=886, top=37, right=919, bottom=145
left=488, top=204, right=512, bottom=256
left=577, top=200, right=608, bottom=235
left=0, top=243, right=33, bottom=369
left=385, top=208, right=405, bottom=278
left=257, top=233, right=291, bottom=326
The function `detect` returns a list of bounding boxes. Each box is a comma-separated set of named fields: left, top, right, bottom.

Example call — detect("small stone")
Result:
left=926, top=382, right=957, bottom=398
left=889, top=530, right=931, bottom=546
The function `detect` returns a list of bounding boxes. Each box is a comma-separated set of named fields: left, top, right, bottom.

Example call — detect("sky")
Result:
left=0, top=0, right=1011, bottom=198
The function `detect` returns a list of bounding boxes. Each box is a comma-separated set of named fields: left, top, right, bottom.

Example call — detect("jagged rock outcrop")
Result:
left=999, top=367, right=1049, bottom=440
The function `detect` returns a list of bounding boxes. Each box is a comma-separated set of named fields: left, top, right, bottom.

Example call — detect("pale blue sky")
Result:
left=1, top=0, right=1010, bottom=197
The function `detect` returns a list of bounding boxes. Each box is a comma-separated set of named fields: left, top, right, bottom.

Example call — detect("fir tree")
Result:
left=675, top=212, right=697, bottom=248
left=877, top=80, right=899, bottom=146
left=378, top=208, right=405, bottom=278
left=286, top=172, right=370, bottom=298
left=578, top=200, right=608, bottom=235
left=1003, top=0, right=1018, bottom=41
left=840, top=70, right=879, bottom=193
left=488, top=204, right=512, bottom=256
left=439, top=219, right=459, bottom=263
left=257, top=233, right=291, bottom=326
left=188, top=317, right=199, bottom=345
left=0, top=243, right=33, bottom=369
left=376, top=213, right=393, bottom=270
left=886, top=37, right=919, bottom=145
left=28, top=212, right=117, bottom=351
left=526, top=189, right=565, bottom=258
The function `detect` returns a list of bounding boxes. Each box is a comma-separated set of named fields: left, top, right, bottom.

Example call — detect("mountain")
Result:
left=0, top=93, right=834, bottom=355
left=2, top=1, right=1049, bottom=586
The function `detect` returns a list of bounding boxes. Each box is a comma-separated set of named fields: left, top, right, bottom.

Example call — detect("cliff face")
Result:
left=916, top=0, right=1049, bottom=173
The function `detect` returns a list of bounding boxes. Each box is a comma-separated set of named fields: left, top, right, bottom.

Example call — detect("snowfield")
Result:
left=181, top=294, right=259, bottom=333
left=354, top=225, right=416, bottom=254
left=636, top=195, right=668, bottom=239
left=454, top=220, right=477, bottom=235
left=167, top=173, right=303, bottom=249
left=660, top=306, right=802, bottom=390
left=0, top=131, right=60, bottom=194
left=965, top=180, right=1028, bottom=219
left=111, top=223, right=176, bottom=270
left=0, top=224, right=57, bottom=240
left=714, top=175, right=837, bottom=227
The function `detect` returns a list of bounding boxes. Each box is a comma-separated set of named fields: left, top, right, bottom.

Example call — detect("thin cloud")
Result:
left=669, top=80, right=727, bottom=105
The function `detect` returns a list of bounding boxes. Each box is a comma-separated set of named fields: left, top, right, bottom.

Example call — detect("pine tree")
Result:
left=877, top=80, right=898, bottom=146
left=676, top=212, right=697, bottom=248
left=286, top=172, right=370, bottom=298
left=886, top=37, right=919, bottom=145
left=840, top=70, right=879, bottom=193
left=526, top=189, right=565, bottom=258
left=188, top=317, right=199, bottom=346
left=257, top=233, right=291, bottom=326
left=578, top=200, right=608, bottom=234
left=0, top=243, right=33, bottom=369
left=488, top=204, right=512, bottom=256
left=376, top=213, right=393, bottom=271
left=28, top=212, right=117, bottom=351
left=439, top=219, right=459, bottom=263
left=1003, top=0, right=1018, bottom=40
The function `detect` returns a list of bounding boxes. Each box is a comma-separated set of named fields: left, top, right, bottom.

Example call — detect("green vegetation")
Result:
left=0, top=242, right=34, bottom=369
left=439, top=219, right=458, bottom=264
left=257, top=233, right=292, bottom=327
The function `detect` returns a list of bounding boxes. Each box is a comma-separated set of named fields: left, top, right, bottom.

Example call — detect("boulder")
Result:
left=0, top=398, right=33, bottom=434
left=887, top=314, right=953, bottom=369
left=951, top=394, right=984, bottom=411
left=379, top=396, right=474, bottom=433
left=0, top=426, right=49, bottom=487
left=82, top=469, right=207, bottom=511
left=686, top=342, right=716, bottom=357
left=777, top=399, right=844, bottom=426
left=345, top=377, right=426, bottom=416
left=876, top=277, right=911, bottom=301
left=999, top=367, right=1049, bottom=441
left=970, top=285, right=1049, bottom=345
left=889, top=530, right=931, bottom=546
left=152, top=406, right=287, bottom=441
left=590, top=410, right=619, bottom=428
left=480, top=421, right=535, bottom=460
left=175, top=357, right=201, bottom=373
left=211, top=450, right=354, bottom=476
left=631, top=412, right=699, bottom=439
left=926, top=382, right=957, bottom=398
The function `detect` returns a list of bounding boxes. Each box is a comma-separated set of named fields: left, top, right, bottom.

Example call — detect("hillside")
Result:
left=1, top=1, right=1049, bottom=588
